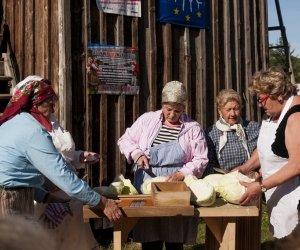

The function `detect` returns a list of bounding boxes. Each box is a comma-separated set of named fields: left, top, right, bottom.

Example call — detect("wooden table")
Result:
left=83, top=197, right=260, bottom=250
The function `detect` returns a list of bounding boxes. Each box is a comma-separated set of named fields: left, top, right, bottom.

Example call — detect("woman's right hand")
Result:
left=94, top=196, right=123, bottom=222
left=136, top=155, right=149, bottom=169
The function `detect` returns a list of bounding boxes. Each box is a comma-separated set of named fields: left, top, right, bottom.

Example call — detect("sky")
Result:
left=268, top=0, right=300, bottom=57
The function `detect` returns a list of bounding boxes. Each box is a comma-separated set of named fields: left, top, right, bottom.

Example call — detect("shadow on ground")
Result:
left=261, top=240, right=276, bottom=250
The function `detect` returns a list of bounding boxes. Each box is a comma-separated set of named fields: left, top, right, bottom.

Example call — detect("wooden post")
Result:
left=147, top=0, right=157, bottom=111
left=132, top=17, right=140, bottom=121
left=83, top=0, right=93, bottom=185
left=162, top=24, right=172, bottom=84
left=58, top=0, right=72, bottom=130
left=223, top=0, right=232, bottom=89
left=211, top=0, right=220, bottom=122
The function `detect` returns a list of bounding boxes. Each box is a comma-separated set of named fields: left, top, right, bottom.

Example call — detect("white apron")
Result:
left=257, top=95, right=300, bottom=238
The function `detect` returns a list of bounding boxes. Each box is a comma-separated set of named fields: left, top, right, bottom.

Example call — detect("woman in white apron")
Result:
left=238, top=67, right=300, bottom=249
left=118, top=81, right=209, bottom=250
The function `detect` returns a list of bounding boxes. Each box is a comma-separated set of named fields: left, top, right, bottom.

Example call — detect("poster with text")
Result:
left=87, top=44, right=139, bottom=95
left=96, top=0, right=141, bottom=17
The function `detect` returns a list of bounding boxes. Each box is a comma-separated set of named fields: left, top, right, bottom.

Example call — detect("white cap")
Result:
left=161, top=81, right=187, bottom=105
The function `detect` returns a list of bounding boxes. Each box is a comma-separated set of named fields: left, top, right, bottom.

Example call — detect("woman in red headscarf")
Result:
left=0, top=77, right=56, bottom=131
left=11, top=76, right=102, bottom=250
left=0, top=77, right=122, bottom=225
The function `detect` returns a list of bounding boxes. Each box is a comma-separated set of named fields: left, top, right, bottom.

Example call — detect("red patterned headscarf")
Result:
left=0, top=77, right=57, bottom=131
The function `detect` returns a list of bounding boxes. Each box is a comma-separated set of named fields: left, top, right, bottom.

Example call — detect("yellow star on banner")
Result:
left=196, top=11, right=202, bottom=18
left=185, top=15, right=191, bottom=22
left=173, top=8, right=179, bottom=15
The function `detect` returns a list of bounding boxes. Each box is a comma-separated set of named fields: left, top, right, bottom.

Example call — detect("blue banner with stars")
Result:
left=156, top=0, right=209, bottom=29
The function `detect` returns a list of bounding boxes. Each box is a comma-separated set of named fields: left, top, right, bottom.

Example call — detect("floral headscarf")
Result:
left=0, top=76, right=57, bottom=131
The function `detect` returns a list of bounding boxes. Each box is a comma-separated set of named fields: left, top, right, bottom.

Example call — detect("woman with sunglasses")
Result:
left=237, top=67, right=300, bottom=249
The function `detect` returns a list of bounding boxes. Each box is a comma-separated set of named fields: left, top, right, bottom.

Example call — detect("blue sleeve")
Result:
left=25, top=128, right=100, bottom=207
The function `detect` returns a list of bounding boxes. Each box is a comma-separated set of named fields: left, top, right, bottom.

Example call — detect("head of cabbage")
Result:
left=141, top=176, right=167, bottom=194
left=93, top=174, right=139, bottom=196
left=189, top=179, right=216, bottom=207
left=218, top=171, right=254, bottom=204
left=203, top=173, right=223, bottom=194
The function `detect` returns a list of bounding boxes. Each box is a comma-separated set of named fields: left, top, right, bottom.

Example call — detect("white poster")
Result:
left=96, top=0, right=141, bottom=17
left=87, top=44, right=139, bottom=95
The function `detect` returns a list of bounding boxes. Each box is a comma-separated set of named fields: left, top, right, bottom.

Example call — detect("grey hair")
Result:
left=216, top=89, right=242, bottom=110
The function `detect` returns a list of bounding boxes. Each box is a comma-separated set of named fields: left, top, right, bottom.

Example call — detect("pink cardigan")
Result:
left=117, top=110, right=208, bottom=177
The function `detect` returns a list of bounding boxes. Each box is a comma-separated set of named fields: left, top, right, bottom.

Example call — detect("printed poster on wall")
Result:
left=87, top=43, right=139, bottom=95
left=96, top=0, right=141, bottom=17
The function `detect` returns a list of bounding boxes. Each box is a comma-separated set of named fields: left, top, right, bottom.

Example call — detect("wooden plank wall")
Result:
left=1, top=0, right=60, bottom=112
left=1, top=0, right=268, bottom=186
left=79, top=0, right=268, bottom=186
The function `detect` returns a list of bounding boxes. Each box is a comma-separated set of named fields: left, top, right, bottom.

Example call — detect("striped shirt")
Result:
left=152, top=125, right=181, bottom=146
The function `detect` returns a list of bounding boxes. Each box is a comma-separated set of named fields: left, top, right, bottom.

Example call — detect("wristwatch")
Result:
left=259, top=179, right=267, bottom=192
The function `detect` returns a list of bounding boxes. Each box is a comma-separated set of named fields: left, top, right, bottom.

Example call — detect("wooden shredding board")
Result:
left=83, top=193, right=194, bottom=219
left=151, top=182, right=191, bottom=206
left=116, top=194, right=153, bottom=207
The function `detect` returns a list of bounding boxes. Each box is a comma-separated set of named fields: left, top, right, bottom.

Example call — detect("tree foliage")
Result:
left=269, top=39, right=300, bottom=83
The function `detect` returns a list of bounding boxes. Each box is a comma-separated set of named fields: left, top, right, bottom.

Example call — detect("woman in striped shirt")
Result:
left=118, top=81, right=208, bottom=250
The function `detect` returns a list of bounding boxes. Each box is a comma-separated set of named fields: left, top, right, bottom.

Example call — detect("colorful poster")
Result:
left=156, top=0, right=209, bottom=29
left=96, top=0, right=141, bottom=17
left=87, top=44, right=139, bottom=95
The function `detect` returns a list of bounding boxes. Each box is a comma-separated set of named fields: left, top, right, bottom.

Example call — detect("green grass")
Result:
left=95, top=203, right=274, bottom=250
left=260, top=202, right=275, bottom=250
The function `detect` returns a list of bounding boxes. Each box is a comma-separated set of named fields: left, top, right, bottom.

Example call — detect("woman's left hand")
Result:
left=82, top=151, right=100, bottom=164
left=166, top=171, right=185, bottom=182
left=239, top=181, right=261, bottom=205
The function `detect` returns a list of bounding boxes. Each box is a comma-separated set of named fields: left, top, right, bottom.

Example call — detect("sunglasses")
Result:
left=257, top=95, right=269, bottom=105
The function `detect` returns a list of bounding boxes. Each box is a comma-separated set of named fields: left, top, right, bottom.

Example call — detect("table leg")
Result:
left=113, top=226, right=122, bottom=250
left=220, top=218, right=236, bottom=250
left=204, top=217, right=236, bottom=250
left=113, top=218, right=139, bottom=250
